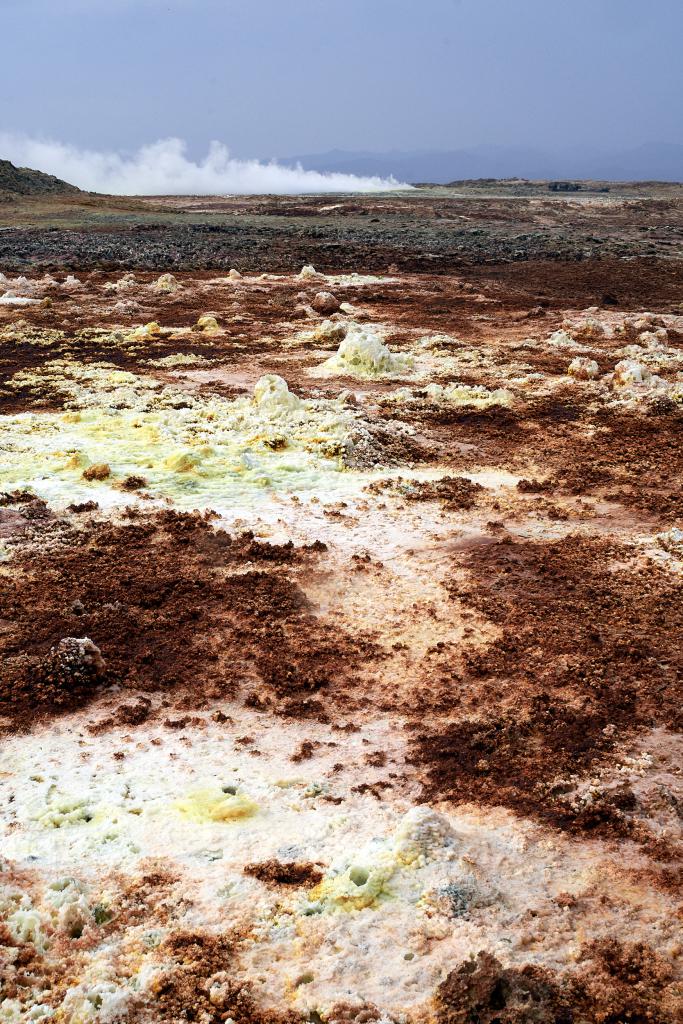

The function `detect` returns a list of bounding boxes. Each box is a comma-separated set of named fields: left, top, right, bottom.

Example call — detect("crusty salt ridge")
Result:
left=0, top=258, right=682, bottom=1022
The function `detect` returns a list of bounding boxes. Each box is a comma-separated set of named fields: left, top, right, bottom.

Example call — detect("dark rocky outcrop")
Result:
left=0, top=158, right=80, bottom=198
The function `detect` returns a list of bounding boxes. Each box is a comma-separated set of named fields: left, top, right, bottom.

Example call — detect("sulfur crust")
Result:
left=174, top=787, right=258, bottom=823
left=308, top=807, right=458, bottom=912
left=387, top=382, right=512, bottom=409
left=0, top=363, right=374, bottom=511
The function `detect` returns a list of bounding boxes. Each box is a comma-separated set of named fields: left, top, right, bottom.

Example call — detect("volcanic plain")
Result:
left=1, top=181, right=682, bottom=1023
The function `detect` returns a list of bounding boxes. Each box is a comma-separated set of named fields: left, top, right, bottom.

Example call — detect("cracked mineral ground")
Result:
left=1, top=182, right=682, bottom=1023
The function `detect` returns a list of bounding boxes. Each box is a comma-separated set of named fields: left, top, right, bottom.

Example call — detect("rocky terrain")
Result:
left=0, top=181, right=681, bottom=273
left=0, top=182, right=682, bottom=1023
left=0, top=160, right=79, bottom=202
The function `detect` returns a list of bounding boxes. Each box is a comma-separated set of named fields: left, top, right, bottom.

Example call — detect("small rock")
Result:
left=312, top=291, right=340, bottom=315
left=120, top=475, right=147, bottom=491
left=82, top=463, right=111, bottom=482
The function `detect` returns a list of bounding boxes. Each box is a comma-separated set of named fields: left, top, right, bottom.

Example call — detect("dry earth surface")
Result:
left=0, top=183, right=682, bottom=1024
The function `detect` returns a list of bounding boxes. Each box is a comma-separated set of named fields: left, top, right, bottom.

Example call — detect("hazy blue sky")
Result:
left=2, top=0, right=681, bottom=158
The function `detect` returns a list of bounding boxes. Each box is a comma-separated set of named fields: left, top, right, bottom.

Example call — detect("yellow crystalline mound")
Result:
left=132, top=322, right=162, bottom=339
left=424, top=382, right=512, bottom=409
left=196, top=315, right=221, bottom=335
left=298, top=264, right=321, bottom=281
left=547, top=330, right=575, bottom=349
left=311, top=319, right=347, bottom=345
left=62, top=451, right=89, bottom=471
left=307, top=806, right=458, bottom=914
left=567, top=357, right=600, bottom=380
left=164, top=450, right=201, bottom=473
left=612, top=359, right=651, bottom=387
left=319, top=325, right=412, bottom=378
left=175, top=788, right=258, bottom=823
left=309, top=858, right=394, bottom=911
left=152, top=274, right=179, bottom=295
left=393, top=806, right=456, bottom=866
left=572, top=318, right=606, bottom=341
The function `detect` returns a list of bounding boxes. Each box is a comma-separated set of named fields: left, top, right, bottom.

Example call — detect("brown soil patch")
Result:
left=0, top=506, right=376, bottom=732
left=413, top=535, right=683, bottom=837
left=142, top=930, right=298, bottom=1024
left=370, top=475, right=485, bottom=511
left=243, top=860, right=324, bottom=888
left=435, top=941, right=683, bottom=1024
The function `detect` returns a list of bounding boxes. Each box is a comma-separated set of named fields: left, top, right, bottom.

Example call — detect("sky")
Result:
left=1, top=0, right=681, bottom=192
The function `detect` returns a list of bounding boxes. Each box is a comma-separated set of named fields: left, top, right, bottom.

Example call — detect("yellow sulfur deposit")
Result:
left=567, top=357, right=599, bottom=380
left=612, top=358, right=652, bottom=387
left=387, top=382, right=512, bottom=409
left=132, top=322, right=162, bottom=339
left=63, top=452, right=89, bottom=470
left=424, top=382, right=512, bottom=408
left=35, top=793, right=94, bottom=830
left=0, top=362, right=372, bottom=512
left=152, top=274, right=179, bottom=295
left=147, top=352, right=212, bottom=368
left=174, top=787, right=258, bottom=823
left=196, top=315, right=221, bottom=334
left=309, top=858, right=395, bottom=911
left=393, top=806, right=457, bottom=866
left=253, top=372, right=303, bottom=412
left=164, top=450, right=201, bottom=473
left=308, top=807, right=457, bottom=913
left=298, top=264, right=321, bottom=281
left=310, top=319, right=348, bottom=345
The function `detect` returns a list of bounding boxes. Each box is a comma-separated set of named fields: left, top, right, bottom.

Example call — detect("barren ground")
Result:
left=0, top=183, right=682, bottom=1023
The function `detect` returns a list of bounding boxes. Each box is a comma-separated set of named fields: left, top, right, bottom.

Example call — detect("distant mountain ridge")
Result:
left=280, top=143, right=683, bottom=184
left=0, top=159, right=80, bottom=196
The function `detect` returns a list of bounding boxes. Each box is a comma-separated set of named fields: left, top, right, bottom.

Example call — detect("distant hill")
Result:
left=280, top=144, right=683, bottom=185
left=0, top=158, right=80, bottom=197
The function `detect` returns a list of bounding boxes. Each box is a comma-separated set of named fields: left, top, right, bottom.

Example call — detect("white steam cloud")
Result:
left=0, top=135, right=408, bottom=195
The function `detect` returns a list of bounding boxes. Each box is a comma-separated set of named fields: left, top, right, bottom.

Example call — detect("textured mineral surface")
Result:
left=1, top=183, right=682, bottom=1023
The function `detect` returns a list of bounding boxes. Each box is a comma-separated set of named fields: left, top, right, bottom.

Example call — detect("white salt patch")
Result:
left=0, top=294, right=40, bottom=307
